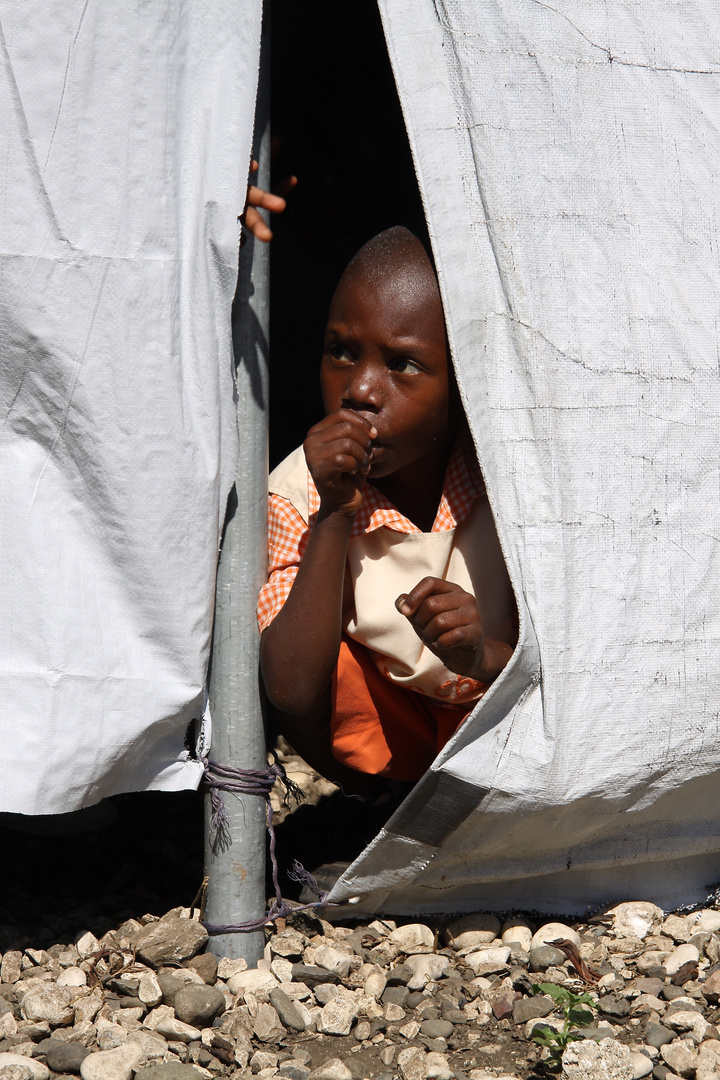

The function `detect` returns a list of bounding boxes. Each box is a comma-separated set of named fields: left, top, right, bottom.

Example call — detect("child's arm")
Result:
left=260, top=410, right=376, bottom=715
left=396, top=577, right=515, bottom=685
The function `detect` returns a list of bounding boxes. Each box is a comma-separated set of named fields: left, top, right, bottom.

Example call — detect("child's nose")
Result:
left=343, top=363, right=381, bottom=411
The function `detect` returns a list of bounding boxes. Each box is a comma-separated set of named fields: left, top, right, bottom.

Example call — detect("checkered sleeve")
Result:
left=256, top=494, right=310, bottom=632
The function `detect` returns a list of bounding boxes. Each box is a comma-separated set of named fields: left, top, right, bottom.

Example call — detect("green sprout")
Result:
left=529, top=983, right=599, bottom=1069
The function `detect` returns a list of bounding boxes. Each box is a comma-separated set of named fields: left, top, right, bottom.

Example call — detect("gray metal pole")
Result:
left=204, top=28, right=270, bottom=964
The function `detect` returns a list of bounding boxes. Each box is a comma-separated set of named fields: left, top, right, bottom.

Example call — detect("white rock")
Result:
left=153, top=1017, right=202, bottom=1043
left=403, top=953, right=451, bottom=989
left=500, top=921, right=533, bottom=950
left=217, top=957, right=248, bottom=980
left=398, top=1020, right=421, bottom=1039
left=690, top=910, right=720, bottom=935
left=80, top=1043, right=144, bottom=1080
left=250, top=1050, right=278, bottom=1073
left=56, top=968, right=87, bottom=988
left=629, top=1052, right=653, bottom=1079
left=562, top=1037, right=633, bottom=1080
left=75, top=933, right=101, bottom=960
left=607, top=902, right=663, bottom=941
left=446, top=915, right=498, bottom=950
left=0, top=1013, right=17, bottom=1039
left=227, top=967, right=279, bottom=997
left=312, top=945, right=353, bottom=978
left=397, top=1046, right=428, bottom=1080
left=426, top=1051, right=454, bottom=1080
left=0, top=954, right=21, bottom=984
left=142, top=1005, right=175, bottom=1030
left=385, top=1003, right=406, bottom=1022
left=530, top=922, right=581, bottom=950
left=123, top=1031, right=167, bottom=1061
left=308, top=1057, right=353, bottom=1080
left=0, top=1055, right=49, bottom=1080
left=524, top=1016, right=563, bottom=1040
left=388, top=924, right=434, bottom=952
left=137, top=972, right=163, bottom=1007
left=696, top=1039, right=720, bottom=1080
left=661, top=1037, right=698, bottom=1077
left=364, top=967, right=387, bottom=999
left=464, top=946, right=511, bottom=974
left=662, top=916, right=691, bottom=943
left=21, top=987, right=74, bottom=1027
left=317, top=990, right=359, bottom=1036
left=665, top=1010, right=708, bottom=1043
left=270, top=957, right=293, bottom=983
left=664, top=943, right=700, bottom=976
left=74, top=990, right=104, bottom=1025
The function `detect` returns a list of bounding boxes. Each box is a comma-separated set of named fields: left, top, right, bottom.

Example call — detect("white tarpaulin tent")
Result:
left=327, top=0, right=720, bottom=916
left=0, top=0, right=261, bottom=813
left=3, top=0, right=720, bottom=916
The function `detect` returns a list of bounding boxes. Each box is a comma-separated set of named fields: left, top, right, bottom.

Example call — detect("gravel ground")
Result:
left=2, top=752, right=720, bottom=1080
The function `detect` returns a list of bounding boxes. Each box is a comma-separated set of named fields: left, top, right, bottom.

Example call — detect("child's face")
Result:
left=320, top=268, right=454, bottom=480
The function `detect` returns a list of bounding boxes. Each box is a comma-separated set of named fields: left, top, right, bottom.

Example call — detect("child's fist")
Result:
left=396, top=577, right=513, bottom=685
left=304, top=410, right=377, bottom=518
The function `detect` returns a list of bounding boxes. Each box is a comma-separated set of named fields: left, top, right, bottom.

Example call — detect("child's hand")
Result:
left=304, top=410, right=377, bottom=518
left=241, top=160, right=297, bottom=244
left=396, top=577, right=512, bottom=684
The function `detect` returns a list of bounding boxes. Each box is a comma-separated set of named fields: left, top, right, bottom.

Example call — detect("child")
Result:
left=258, top=227, right=517, bottom=791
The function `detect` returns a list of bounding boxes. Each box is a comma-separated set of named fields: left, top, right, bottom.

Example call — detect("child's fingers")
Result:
left=395, top=577, right=456, bottom=617
left=243, top=206, right=274, bottom=242
left=247, top=186, right=288, bottom=213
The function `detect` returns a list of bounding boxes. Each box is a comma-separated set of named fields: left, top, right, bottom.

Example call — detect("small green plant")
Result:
left=529, top=983, right=598, bottom=1069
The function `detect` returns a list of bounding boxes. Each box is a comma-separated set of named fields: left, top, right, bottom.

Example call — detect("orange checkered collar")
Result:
left=306, top=433, right=486, bottom=536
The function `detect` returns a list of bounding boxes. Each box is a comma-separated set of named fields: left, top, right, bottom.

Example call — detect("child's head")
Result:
left=321, top=227, right=458, bottom=482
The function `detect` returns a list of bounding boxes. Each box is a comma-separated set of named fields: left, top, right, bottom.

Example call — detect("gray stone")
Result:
left=529, top=945, right=566, bottom=971
left=562, top=1038, right=633, bottom=1080
left=645, top=1022, right=673, bottom=1048
left=269, top=989, right=307, bottom=1032
left=172, top=986, right=225, bottom=1028
left=419, top=1019, right=453, bottom=1039
left=598, top=995, right=631, bottom=1018
left=290, top=965, right=339, bottom=989
left=313, top=984, right=339, bottom=1006
left=279, top=1066, right=310, bottom=1080
left=134, top=919, right=208, bottom=968
left=253, top=1003, right=285, bottom=1043
left=512, top=994, right=554, bottom=1025
left=135, top=1067, right=207, bottom=1080
left=44, top=1041, right=91, bottom=1074
left=382, top=986, right=409, bottom=1008
left=156, top=974, right=186, bottom=1009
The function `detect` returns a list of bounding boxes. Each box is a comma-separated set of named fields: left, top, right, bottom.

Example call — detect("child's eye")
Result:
left=392, top=357, right=422, bottom=375
left=327, top=346, right=353, bottom=364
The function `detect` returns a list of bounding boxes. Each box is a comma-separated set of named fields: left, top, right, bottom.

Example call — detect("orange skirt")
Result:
left=330, top=638, right=476, bottom=781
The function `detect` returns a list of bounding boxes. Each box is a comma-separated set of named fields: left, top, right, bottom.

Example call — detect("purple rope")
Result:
left=201, top=757, right=336, bottom=933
